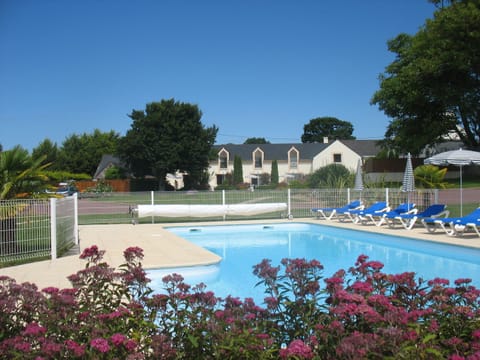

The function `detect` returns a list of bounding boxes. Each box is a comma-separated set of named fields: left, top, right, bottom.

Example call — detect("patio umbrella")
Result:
left=424, top=148, right=480, bottom=216
left=354, top=159, right=364, bottom=199
left=401, top=153, right=415, bottom=211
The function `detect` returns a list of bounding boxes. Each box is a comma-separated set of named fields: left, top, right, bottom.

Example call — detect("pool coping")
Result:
left=1, top=218, right=479, bottom=290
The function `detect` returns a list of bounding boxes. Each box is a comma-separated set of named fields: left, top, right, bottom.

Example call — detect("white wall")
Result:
left=312, top=140, right=361, bottom=172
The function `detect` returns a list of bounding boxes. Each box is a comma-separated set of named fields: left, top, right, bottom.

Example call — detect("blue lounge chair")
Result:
left=372, top=203, right=417, bottom=227
left=390, top=204, right=449, bottom=230
left=311, top=200, right=363, bottom=220
left=453, top=217, right=480, bottom=237
left=422, top=207, right=480, bottom=236
left=339, top=201, right=389, bottom=223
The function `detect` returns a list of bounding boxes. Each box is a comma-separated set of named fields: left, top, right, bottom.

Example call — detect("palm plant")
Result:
left=413, top=164, right=449, bottom=189
left=0, top=146, right=51, bottom=199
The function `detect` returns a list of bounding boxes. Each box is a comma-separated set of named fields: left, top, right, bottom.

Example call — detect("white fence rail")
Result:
left=0, top=195, right=78, bottom=265
left=3, top=187, right=470, bottom=264
left=77, top=188, right=441, bottom=225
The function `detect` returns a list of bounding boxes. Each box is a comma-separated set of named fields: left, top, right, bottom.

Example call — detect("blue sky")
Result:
left=0, top=0, right=436, bottom=151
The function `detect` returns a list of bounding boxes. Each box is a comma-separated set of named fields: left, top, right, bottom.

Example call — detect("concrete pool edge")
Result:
left=1, top=218, right=479, bottom=289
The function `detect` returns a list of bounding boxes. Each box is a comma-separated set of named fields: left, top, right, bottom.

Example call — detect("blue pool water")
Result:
left=148, top=223, right=480, bottom=304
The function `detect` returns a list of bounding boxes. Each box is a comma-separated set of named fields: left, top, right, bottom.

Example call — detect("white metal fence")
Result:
left=76, top=188, right=442, bottom=225
left=2, top=187, right=476, bottom=265
left=0, top=195, right=78, bottom=265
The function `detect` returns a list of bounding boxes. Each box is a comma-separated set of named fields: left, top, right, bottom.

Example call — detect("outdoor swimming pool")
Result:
left=148, top=223, right=480, bottom=304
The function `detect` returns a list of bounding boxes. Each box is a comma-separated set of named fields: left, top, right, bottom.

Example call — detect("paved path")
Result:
left=1, top=219, right=479, bottom=290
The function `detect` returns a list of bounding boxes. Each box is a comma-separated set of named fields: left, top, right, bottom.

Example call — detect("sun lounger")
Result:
left=449, top=217, right=480, bottom=237
left=311, top=200, right=363, bottom=220
left=339, top=201, right=389, bottom=223
left=372, top=203, right=417, bottom=227
left=422, top=207, right=480, bottom=236
left=391, top=204, right=449, bottom=230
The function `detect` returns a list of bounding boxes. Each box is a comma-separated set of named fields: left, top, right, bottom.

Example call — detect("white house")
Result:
left=208, top=139, right=381, bottom=188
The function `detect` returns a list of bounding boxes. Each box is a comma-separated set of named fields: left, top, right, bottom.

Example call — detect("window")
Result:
left=288, top=148, right=299, bottom=169
left=219, top=150, right=228, bottom=169
left=216, top=174, right=226, bottom=185
left=253, top=149, right=263, bottom=169
left=333, top=153, right=342, bottom=163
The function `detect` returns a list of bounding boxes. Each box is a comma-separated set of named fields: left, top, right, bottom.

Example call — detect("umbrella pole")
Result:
left=460, top=165, right=463, bottom=216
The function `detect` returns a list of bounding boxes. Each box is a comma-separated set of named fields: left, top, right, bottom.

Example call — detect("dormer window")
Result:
left=253, top=149, right=263, bottom=169
left=219, top=149, right=229, bottom=169
left=288, top=148, right=299, bottom=169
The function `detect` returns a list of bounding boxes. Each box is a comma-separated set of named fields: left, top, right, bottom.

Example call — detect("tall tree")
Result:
left=301, top=117, right=355, bottom=143
left=244, top=137, right=270, bottom=144
left=119, top=99, right=218, bottom=189
left=371, top=0, right=480, bottom=154
left=271, top=160, right=279, bottom=185
left=32, top=139, right=58, bottom=168
left=56, top=129, right=120, bottom=176
left=233, top=155, right=243, bottom=185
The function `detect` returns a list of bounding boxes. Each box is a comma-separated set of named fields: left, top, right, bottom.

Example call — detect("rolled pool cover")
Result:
left=136, top=203, right=287, bottom=218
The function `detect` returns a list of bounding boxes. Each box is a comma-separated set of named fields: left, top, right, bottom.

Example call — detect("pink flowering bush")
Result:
left=0, top=246, right=479, bottom=359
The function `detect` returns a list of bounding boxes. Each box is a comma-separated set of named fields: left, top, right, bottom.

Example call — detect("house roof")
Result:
left=341, top=140, right=382, bottom=157
left=93, top=154, right=125, bottom=179
left=213, top=140, right=382, bottom=161
left=214, top=143, right=332, bottom=161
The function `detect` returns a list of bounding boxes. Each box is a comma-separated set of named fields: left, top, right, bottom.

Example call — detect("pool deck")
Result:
left=1, top=218, right=479, bottom=289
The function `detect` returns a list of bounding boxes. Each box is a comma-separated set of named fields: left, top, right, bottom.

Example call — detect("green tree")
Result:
left=57, top=129, right=120, bottom=176
left=244, top=137, right=270, bottom=144
left=371, top=0, right=480, bottom=154
left=104, top=165, right=127, bottom=180
left=301, top=117, right=355, bottom=143
left=233, top=155, right=243, bottom=185
left=32, top=139, right=58, bottom=168
left=271, top=160, right=279, bottom=185
left=0, top=146, right=51, bottom=199
left=308, top=163, right=352, bottom=188
left=119, top=99, right=218, bottom=190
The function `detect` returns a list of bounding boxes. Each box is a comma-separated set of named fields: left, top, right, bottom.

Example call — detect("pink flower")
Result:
left=123, top=246, right=144, bottom=262
left=65, top=340, right=85, bottom=357
left=14, top=340, right=31, bottom=352
left=22, top=322, right=46, bottom=337
left=428, top=278, right=450, bottom=286
left=42, top=287, right=59, bottom=295
left=80, top=245, right=101, bottom=259
left=90, top=338, right=110, bottom=353
left=280, top=340, right=314, bottom=359
left=110, top=333, right=126, bottom=346
left=124, top=339, right=137, bottom=352
left=454, top=278, right=472, bottom=286
left=351, top=281, right=373, bottom=293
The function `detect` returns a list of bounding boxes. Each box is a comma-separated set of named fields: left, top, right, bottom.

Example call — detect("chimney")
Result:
left=323, top=137, right=329, bottom=144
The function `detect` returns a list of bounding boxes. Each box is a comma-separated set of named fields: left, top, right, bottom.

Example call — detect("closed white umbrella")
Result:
left=354, top=159, right=364, bottom=200
left=424, top=148, right=480, bottom=215
left=401, top=153, right=415, bottom=211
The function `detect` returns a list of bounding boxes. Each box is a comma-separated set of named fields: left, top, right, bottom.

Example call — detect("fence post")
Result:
left=222, top=190, right=226, bottom=221
left=50, top=198, right=57, bottom=260
left=151, top=191, right=154, bottom=224
left=287, top=188, right=292, bottom=219
left=73, top=193, right=79, bottom=245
